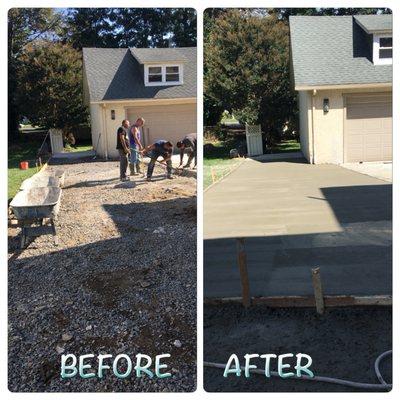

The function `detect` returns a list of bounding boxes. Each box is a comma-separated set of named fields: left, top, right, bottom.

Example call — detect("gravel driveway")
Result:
left=8, top=160, right=197, bottom=392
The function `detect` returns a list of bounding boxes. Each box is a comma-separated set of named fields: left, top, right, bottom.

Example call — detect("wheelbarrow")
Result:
left=9, top=187, right=62, bottom=248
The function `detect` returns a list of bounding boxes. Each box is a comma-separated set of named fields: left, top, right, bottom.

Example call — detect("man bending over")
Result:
left=177, top=133, right=197, bottom=168
left=143, top=140, right=174, bottom=181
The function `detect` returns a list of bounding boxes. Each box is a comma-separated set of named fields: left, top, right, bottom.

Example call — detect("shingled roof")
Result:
left=82, top=47, right=196, bottom=102
left=354, top=14, right=392, bottom=34
left=289, top=15, right=392, bottom=89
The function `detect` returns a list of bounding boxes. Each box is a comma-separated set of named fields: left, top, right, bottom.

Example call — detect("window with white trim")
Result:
left=148, top=66, right=162, bottom=83
left=145, top=64, right=183, bottom=86
left=373, top=34, right=392, bottom=65
left=378, top=37, right=392, bottom=59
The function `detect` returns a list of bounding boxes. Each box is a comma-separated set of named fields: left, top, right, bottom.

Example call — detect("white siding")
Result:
left=298, top=90, right=311, bottom=162
left=90, top=104, right=105, bottom=157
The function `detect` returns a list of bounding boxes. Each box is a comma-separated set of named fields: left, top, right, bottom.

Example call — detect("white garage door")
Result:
left=127, top=103, right=196, bottom=147
left=344, top=93, right=392, bottom=162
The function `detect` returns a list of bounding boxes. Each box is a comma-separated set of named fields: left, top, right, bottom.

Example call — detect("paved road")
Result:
left=204, top=157, right=392, bottom=297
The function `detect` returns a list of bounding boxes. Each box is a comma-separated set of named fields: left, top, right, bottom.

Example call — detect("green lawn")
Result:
left=203, top=139, right=300, bottom=189
left=65, top=143, right=93, bottom=152
left=8, top=134, right=92, bottom=202
left=270, top=139, right=300, bottom=153
left=204, top=157, right=242, bottom=189
left=8, top=138, right=43, bottom=202
left=204, top=139, right=244, bottom=189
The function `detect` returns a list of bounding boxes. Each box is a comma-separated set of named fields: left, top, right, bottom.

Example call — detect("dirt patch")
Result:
left=204, top=304, right=392, bottom=392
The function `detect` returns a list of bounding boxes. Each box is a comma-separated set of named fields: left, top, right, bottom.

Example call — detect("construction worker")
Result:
left=142, top=140, right=174, bottom=182
left=128, top=117, right=145, bottom=175
left=177, top=133, right=197, bottom=168
left=116, top=119, right=131, bottom=181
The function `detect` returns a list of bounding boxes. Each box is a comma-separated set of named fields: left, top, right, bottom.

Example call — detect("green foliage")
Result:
left=270, top=8, right=391, bottom=20
left=204, top=8, right=390, bottom=146
left=18, top=42, right=88, bottom=131
left=63, top=8, right=119, bottom=49
left=8, top=8, right=61, bottom=137
left=204, top=9, right=296, bottom=144
left=9, top=7, right=197, bottom=138
left=64, top=8, right=197, bottom=49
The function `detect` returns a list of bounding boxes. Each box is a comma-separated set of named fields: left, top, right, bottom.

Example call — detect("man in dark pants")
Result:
left=116, top=119, right=131, bottom=181
left=177, top=133, right=197, bottom=168
left=143, top=140, right=174, bottom=182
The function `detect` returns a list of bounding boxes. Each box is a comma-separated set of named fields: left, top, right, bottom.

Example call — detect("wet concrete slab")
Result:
left=204, top=157, right=392, bottom=297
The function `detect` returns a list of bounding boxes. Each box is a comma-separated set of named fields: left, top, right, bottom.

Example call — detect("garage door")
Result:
left=127, top=103, right=196, bottom=147
left=344, top=93, right=392, bottom=162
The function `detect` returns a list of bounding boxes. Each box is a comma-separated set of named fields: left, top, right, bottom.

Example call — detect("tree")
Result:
left=18, top=42, right=88, bottom=132
left=204, top=10, right=295, bottom=144
left=204, top=8, right=391, bottom=144
left=111, top=8, right=197, bottom=48
left=270, top=7, right=391, bottom=21
left=63, top=8, right=119, bottom=49
left=167, top=8, right=197, bottom=47
left=8, top=8, right=61, bottom=137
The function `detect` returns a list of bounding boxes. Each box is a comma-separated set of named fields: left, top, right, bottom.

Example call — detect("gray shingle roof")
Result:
left=131, top=47, right=187, bottom=63
left=354, top=14, right=392, bottom=33
left=289, top=15, right=392, bottom=89
left=82, top=47, right=196, bottom=101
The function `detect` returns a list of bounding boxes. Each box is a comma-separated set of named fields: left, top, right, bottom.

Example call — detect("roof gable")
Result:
left=82, top=47, right=196, bottom=102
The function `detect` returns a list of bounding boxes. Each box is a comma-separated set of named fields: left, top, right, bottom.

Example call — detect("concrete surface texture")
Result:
left=341, top=162, right=392, bottom=183
left=204, top=157, right=392, bottom=297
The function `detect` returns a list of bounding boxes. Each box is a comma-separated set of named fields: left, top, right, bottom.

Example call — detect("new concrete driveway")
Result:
left=204, top=157, right=392, bottom=298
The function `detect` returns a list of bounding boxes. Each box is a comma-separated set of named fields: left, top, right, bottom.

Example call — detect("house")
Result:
left=82, top=47, right=196, bottom=159
left=289, top=15, right=392, bottom=164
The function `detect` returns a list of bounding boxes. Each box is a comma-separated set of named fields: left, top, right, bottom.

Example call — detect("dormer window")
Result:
left=148, top=66, right=162, bottom=83
left=378, top=37, right=392, bottom=59
left=373, top=35, right=392, bottom=65
left=145, top=64, right=183, bottom=86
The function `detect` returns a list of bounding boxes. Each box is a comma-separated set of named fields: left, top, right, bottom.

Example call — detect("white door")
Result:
left=344, top=93, right=392, bottom=162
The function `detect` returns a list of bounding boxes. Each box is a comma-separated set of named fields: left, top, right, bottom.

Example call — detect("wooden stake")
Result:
left=236, top=238, right=251, bottom=308
left=311, top=267, right=324, bottom=314
left=211, top=167, right=216, bottom=183
left=204, top=295, right=392, bottom=307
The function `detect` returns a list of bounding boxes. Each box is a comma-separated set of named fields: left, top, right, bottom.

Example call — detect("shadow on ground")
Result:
left=8, top=197, right=196, bottom=392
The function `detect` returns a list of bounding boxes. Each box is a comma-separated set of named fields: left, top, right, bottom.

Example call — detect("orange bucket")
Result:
left=19, top=161, right=29, bottom=170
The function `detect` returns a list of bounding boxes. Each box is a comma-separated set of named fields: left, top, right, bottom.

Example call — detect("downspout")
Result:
left=101, top=103, right=108, bottom=160
left=310, top=89, right=317, bottom=164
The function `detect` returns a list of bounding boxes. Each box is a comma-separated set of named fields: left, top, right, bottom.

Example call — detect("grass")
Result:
left=8, top=136, right=44, bottom=202
left=8, top=134, right=93, bottom=202
left=204, top=138, right=243, bottom=189
left=270, top=139, right=300, bottom=154
left=65, top=143, right=93, bottom=153
left=204, top=157, right=242, bottom=189
left=203, top=138, right=301, bottom=189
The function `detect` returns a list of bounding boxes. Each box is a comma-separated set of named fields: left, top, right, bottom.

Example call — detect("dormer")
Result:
left=354, top=15, right=392, bottom=65
left=130, top=48, right=186, bottom=86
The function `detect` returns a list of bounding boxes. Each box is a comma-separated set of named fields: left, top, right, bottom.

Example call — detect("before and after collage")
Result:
left=6, top=4, right=394, bottom=396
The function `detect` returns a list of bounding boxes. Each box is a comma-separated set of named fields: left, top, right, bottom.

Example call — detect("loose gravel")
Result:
left=8, top=160, right=197, bottom=392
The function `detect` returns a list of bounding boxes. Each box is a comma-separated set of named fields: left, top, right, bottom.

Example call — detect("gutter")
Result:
left=296, top=82, right=392, bottom=91
left=90, top=97, right=196, bottom=106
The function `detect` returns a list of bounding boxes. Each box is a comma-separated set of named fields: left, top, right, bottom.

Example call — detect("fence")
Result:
left=245, top=124, right=263, bottom=156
